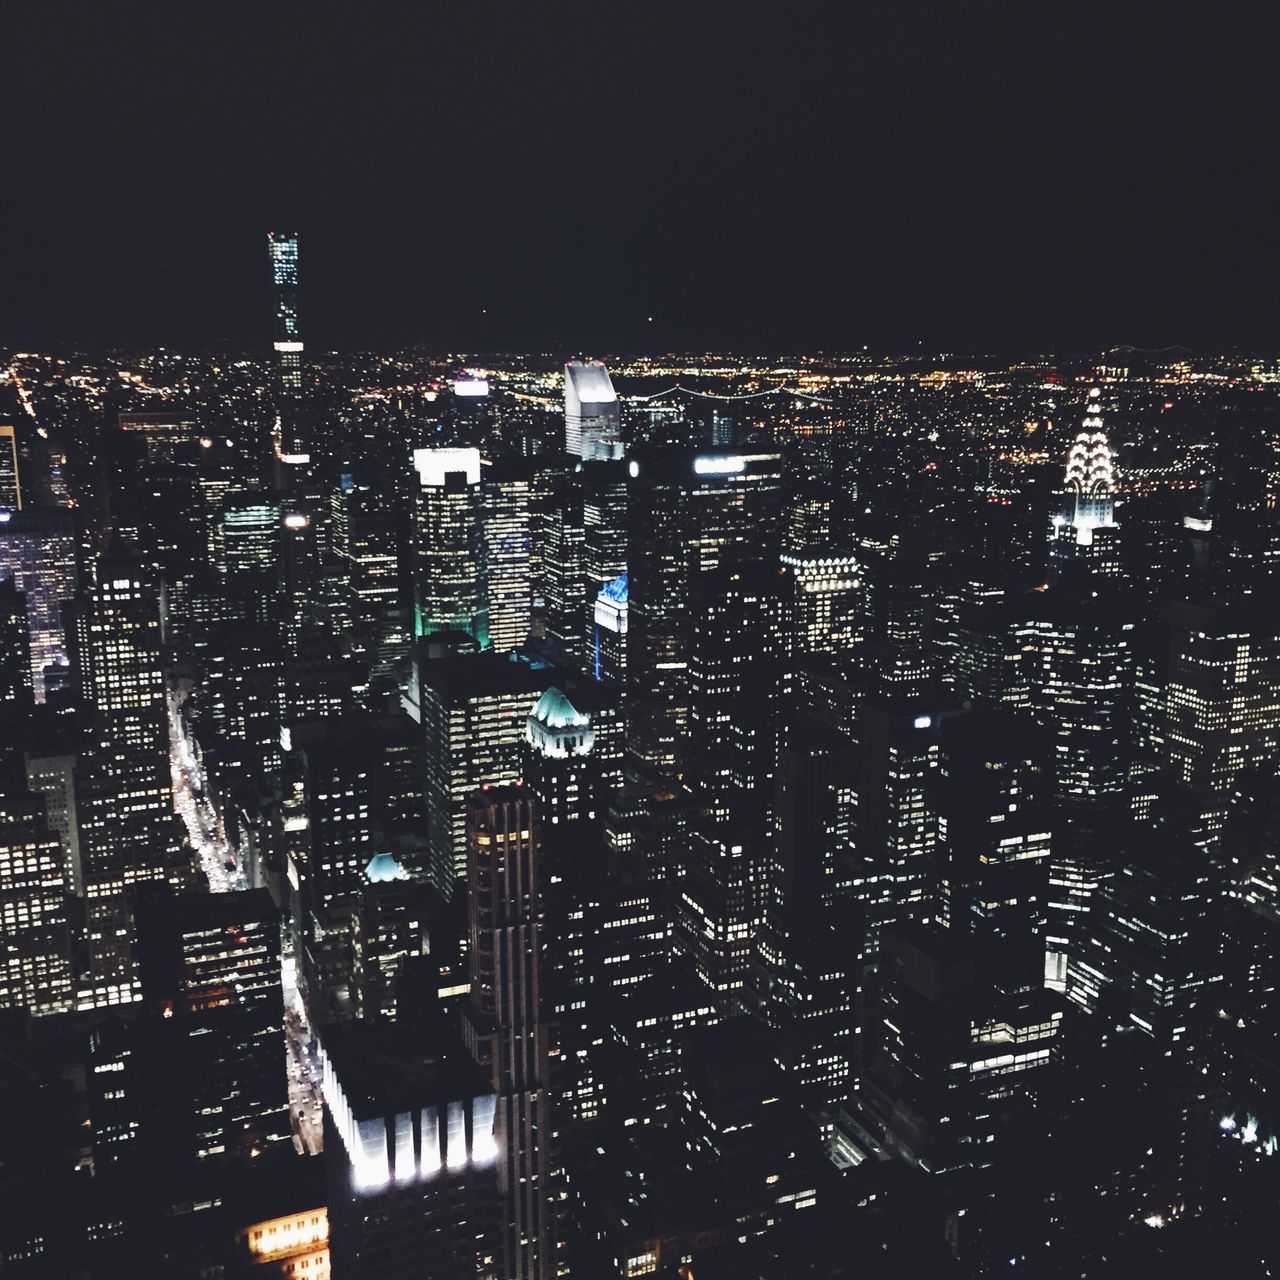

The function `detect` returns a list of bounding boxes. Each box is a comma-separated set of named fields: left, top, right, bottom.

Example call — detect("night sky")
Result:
left=1, top=2, right=1276, bottom=354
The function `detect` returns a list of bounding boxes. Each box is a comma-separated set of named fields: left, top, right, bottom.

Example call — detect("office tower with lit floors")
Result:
left=625, top=447, right=783, bottom=773
left=412, top=448, right=487, bottom=647
left=0, top=423, right=21, bottom=511
left=463, top=784, right=555, bottom=1280
left=268, top=231, right=309, bottom=467
left=0, top=508, right=78, bottom=702
left=75, top=548, right=186, bottom=1004
left=0, top=575, right=32, bottom=708
left=563, top=359, right=622, bottom=462
left=483, top=460, right=534, bottom=652
left=0, top=773, right=75, bottom=1015
left=1021, top=577, right=1136, bottom=989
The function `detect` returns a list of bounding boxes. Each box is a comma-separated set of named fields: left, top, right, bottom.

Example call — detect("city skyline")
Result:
left=4, top=8, right=1280, bottom=1280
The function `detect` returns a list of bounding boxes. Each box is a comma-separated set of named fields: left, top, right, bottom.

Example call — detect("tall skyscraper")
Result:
left=321, top=1021, right=499, bottom=1280
left=937, top=709, right=1053, bottom=994
left=625, top=447, right=784, bottom=772
left=0, top=781, right=74, bottom=1015
left=269, top=231, right=303, bottom=395
left=564, top=359, right=622, bottom=461
left=0, top=509, right=77, bottom=702
left=268, top=231, right=308, bottom=466
left=1052, top=387, right=1121, bottom=579
left=413, top=653, right=551, bottom=901
left=412, top=448, right=487, bottom=646
left=0, top=423, right=21, bottom=511
left=134, top=886, right=290, bottom=1166
left=76, top=549, right=184, bottom=1004
left=483, top=460, right=534, bottom=653
left=463, top=783, right=554, bottom=1280
left=0, top=576, right=32, bottom=708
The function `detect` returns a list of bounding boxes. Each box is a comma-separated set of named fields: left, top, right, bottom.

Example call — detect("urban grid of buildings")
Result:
left=2, top=234, right=1280, bottom=1278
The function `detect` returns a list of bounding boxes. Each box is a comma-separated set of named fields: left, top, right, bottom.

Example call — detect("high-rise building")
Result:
left=1068, top=804, right=1224, bottom=1062
left=581, top=459, right=628, bottom=652
left=1020, top=585, right=1135, bottom=987
left=625, top=447, right=783, bottom=772
left=0, top=575, right=32, bottom=708
left=268, top=231, right=307, bottom=467
left=321, top=1021, right=499, bottom=1280
left=269, top=232, right=303, bottom=393
left=482, top=460, right=533, bottom=653
left=1051, top=387, right=1121, bottom=579
left=592, top=571, right=627, bottom=684
left=463, top=783, right=555, bottom=1280
left=0, top=423, right=21, bottom=511
left=412, top=448, right=487, bottom=646
left=134, top=886, right=290, bottom=1166
left=937, top=709, right=1053, bottom=994
left=541, top=464, right=585, bottom=664
left=0, top=780, right=74, bottom=1015
left=564, top=359, right=622, bottom=461
left=751, top=719, right=860, bottom=1118
left=76, top=549, right=184, bottom=1004
left=0, top=508, right=77, bottom=702
left=781, top=547, right=863, bottom=656
left=413, top=652, right=552, bottom=901
left=1142, top=598, right=1280, bottom=810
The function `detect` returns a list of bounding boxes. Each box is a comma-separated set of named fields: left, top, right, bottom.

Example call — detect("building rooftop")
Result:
left=565, top=359, right=617, bottom=406
left=321, top=1021, right=483, bottom=1119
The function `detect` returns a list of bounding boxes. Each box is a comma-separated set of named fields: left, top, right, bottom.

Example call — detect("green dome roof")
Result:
left=530, top=686, right=589, bottom=730
left=365, top=852, right=408, bottom=884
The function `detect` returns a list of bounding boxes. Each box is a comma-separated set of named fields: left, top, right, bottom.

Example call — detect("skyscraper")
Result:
left=0, top=509, right=77, bottom=702
left=413, top=653, right=552, bottom=901
left=1052, top=387, right=1121, bottom=579
left=564, top=359, right=622, bottom=461
left=76, top=549, right=184, bottom=1004
left=0, top=781, right=74, bottom=1015
left=0, top=576, right=32, bottom=708
left=321, top=1021, right=499, bottom=1280
left=268, top=231, right=308, bottom=466
left=463, top=783, right=554, bottom=1280
left=412, top=447, right=487, bottom=646
left=625, top=447, right=784, bottom=772
left=482, top=460, right=534, bottom=653
left=268, top=231, right=303, bottom=395
left=0, top=424, right=21, bottom=511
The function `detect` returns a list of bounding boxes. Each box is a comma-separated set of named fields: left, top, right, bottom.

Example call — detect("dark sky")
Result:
left=1, top=2, right=1276, bottom=354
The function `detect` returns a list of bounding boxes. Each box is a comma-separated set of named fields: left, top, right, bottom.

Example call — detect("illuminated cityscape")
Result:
left=2, top=7, right=1279, bottom=1280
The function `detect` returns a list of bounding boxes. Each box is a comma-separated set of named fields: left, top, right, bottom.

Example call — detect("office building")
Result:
left=0, top=423, right=21, bottom=511
left=76, top=550, right=184, bottom=1004
left=0, top=576, right=32, bottom=708
left=412, top=448, right=487, bottom=646
left=134, top=886, right=290, bottom=1166
left=413, top=652, right=552, bottom=902
left=626, top=447, right=783, bottom=772
left=0, top=508, right=77, bottom=701
left=937, top=709, right=1052, bottom=994
left=462, top=783, right=555, bottom=1280
left=321, top=1021, right=499, bottom=1280
left=593, top=571, right=627, bottom=684
left=0, top=781, right=74, bottom=1015
left=564, top=359, right=622, bottom=461
left=483, top=460, right=534, bottom=653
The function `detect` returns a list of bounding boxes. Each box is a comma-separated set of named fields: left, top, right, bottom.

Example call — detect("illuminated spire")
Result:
left=1060, top=387, right=1118, bottom=542
left=1064, top=387, right=1115, bottom=497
